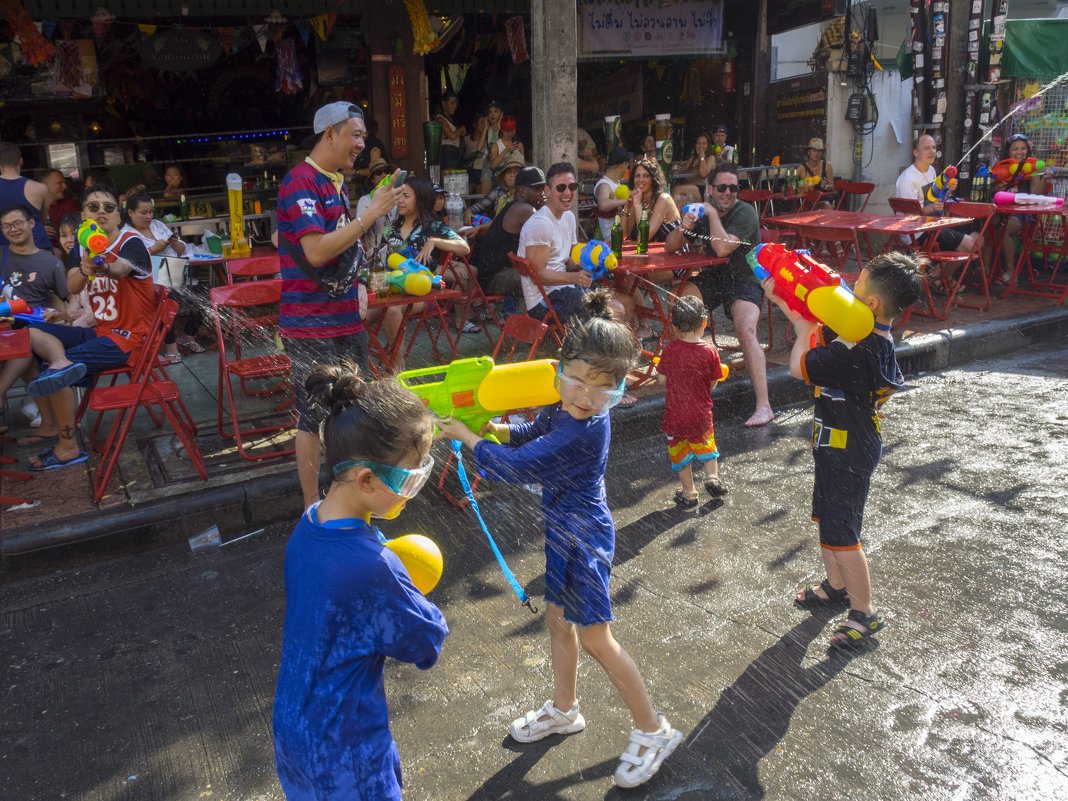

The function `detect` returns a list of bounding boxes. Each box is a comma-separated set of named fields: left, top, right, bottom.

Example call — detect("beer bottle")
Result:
left=636, top=208, right=650, bottom=255
left=179, top=193, right=189, bottom=220
left=611, top=212, right=623, bottom=258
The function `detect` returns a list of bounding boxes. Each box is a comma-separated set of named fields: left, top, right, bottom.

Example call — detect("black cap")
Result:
left=713, top=124, right=728, bottom=134
left=432, top=183, right=446, bottom=195
left=515, top=166, right=547, bottom=188
left=606, top=146, right=633, bottom=167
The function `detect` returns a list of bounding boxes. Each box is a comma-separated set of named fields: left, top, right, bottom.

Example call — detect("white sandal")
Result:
left=508, top=700, right=586, bottom=743
left=613, top=713, right=682, bottom=788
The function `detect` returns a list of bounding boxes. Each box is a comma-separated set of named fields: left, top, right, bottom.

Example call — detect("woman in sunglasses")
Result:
left=274, top=360, right=448, bottom=801
left=438, top=289, right=683, bottom=789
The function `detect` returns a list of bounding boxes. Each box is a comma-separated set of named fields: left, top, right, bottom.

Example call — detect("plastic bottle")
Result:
left=179, top=193, right=189, bottom=221
left=636, top=208, right=649, bottom=255
left=446, top=192, right=464, bottom=231
left=611, top=212, right=623, bottom=258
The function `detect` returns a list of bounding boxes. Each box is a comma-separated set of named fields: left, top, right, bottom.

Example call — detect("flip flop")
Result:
left=17, top=433, right=58, bottom=447
left=26, top=362, right=87, bottom=398
left=178, top=340, right=206, bottom=354
left=29, top=447, right=89, bottom=471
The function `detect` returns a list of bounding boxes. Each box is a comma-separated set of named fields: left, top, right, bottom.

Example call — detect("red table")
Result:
left=612, top=247, right=727, bottom=387
left=856, top=213, right=975, bottom=254
left=990, top=202, right=1068, bottom=303
left=0, top=328, right=33, bottom=504
left=365, top=287, right=464, bottom=375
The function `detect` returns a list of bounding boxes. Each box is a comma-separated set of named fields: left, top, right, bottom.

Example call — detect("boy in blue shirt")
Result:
left=764, top=252, right=923, bottom=645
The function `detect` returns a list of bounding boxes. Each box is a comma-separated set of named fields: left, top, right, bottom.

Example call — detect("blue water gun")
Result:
left=385, top=253, right=444, bottom=295
left=0, top=297, right=46, bottom=322
left=683, top=203, right=706, bottom=219
left=569, top=241, right=618, bottom=281
left=925, top=166, right=958, bottom=204
left=470, top=214, right=492, bottom=228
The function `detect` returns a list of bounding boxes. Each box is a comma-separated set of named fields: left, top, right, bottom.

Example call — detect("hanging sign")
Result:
left=389, top=64, right=409, bottom=159
left=141, top=27, right=221, bottom=72
left=578, top=0, right=725, bottom=60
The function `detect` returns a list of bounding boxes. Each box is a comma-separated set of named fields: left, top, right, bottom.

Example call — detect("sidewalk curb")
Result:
left=4, top=306, right=1067, bottom=561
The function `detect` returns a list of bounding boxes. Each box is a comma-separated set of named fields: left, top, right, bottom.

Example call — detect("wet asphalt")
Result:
left=2, top=341, right=1067, bottom=801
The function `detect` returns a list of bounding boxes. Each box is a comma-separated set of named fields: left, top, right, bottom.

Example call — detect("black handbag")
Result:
left=278, top=234, right=365, bottom=299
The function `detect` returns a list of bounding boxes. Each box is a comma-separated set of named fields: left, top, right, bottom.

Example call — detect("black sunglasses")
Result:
left=554, top=183, right=579, bottom=194
left=85, top=201, right=119, bottom=213
left=709, top=184, right=741, bottom=194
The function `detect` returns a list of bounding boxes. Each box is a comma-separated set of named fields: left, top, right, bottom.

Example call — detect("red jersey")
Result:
left=84, top=231, right=155, bottom=362
left=656, top=338, right=723, bottom=440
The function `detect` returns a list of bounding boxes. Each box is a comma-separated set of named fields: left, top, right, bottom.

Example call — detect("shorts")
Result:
left=285, top=331, right=370, bottom=434
left=529, top=286, right=587, bottom=324
left=685, top=270, right=764, bottom=322
left=28, top=321, right=129, bottom=385
left=666, top=431, right=719, bottom=471
left=919, top=227, right=966, bottom=251
left=811, top=463, right=871, bottom=550
left=544, top=533, right=614, bottom=626
left=484, top=267, right=523, bottom=299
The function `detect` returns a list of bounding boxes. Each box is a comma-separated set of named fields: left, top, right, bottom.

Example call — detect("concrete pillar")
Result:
left=530, top=0, right=578, bottom=167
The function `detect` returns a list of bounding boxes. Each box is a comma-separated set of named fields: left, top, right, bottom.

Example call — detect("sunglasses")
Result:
left=709, top=184, right=741, bottom=194
left=554, top=364, right=626, bottom=412
left=554, top=183, right=579, bottom=194
left=332, top=454, right=435, bottom=499
left=85, top=202, right=118, bottom=213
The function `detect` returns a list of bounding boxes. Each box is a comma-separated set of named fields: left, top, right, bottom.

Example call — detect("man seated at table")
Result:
left=469, top=166, right=546, bottom=315
left=518, top=162, right=632, bottom=327
left=895, top=134, right=980, bottom=268
left=665, top=164, right=774, bottom=428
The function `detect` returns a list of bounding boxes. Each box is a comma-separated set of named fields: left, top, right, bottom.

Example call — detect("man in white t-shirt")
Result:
left=895, top=133, right=977, bottom=254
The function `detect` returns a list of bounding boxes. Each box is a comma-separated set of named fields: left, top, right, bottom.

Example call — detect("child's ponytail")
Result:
left=558, top=288, right=638, bottom=384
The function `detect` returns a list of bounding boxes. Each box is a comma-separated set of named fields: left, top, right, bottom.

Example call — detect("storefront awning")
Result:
left=1002, top=19, right=1068, bottom=81
left=21, top=0, right=528, bottom=19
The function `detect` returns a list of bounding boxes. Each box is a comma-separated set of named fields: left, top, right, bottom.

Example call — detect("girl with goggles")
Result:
left=438, top=288, right=683, bottom=788
left=273, top=361, right=447, bottom=801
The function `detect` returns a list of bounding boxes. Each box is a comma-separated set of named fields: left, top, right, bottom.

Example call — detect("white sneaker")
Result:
left=21, top=397, right=39, bottom=423
left=613, top=713, right=683, bottom=788
left=509, top=700, right=586, bottom=743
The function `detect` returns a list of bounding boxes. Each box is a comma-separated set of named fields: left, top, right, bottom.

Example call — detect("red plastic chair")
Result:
left=226, top=254, right=281, bottom=283
left=87, top=296, right=207, bottom=502
left=437, top=252, right=505, bottom=348
left=834, top=180, right=876, bottom=212
left=739, top=189, right=774, bottom=220
left=508, top=252, right=566, bottom=348
left=927, top=201, right=997, bottom=315
left=210, top=280, right=296, bottom=462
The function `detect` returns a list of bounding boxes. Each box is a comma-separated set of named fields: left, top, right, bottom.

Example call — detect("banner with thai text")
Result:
left=578, top=0, right=725, bottom=61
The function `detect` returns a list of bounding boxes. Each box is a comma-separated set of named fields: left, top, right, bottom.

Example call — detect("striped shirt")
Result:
left=277, top=159, right=364, bottom=339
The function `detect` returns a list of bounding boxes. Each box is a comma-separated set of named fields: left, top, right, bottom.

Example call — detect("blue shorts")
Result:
left=28, top=321, right=128, bottom=386
left=544, top=532, right=613, bottom=627
left=811, top=463, right=870, bottom=551
left=529, top=287, right=586, bottom=325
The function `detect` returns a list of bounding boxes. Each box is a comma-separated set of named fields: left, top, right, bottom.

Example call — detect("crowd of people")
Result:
left=1, top=96, right=1061, bottom=798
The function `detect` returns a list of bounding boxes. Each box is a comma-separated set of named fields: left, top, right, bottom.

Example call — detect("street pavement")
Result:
left=2, top=341, right=1067, bottom=801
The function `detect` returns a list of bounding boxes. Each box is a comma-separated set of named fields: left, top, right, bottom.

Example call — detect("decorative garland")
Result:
left=402, top=0, right=438, bottom=56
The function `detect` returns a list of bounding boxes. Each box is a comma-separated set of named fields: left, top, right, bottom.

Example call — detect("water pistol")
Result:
left=747, top=242, right=874, bottom=343
left=397, top=356, right=560, bottom=444
left=683, top=203, right=706, bottom=219
left=991, top=157, right=1058, bottom=184
left=385, top=253, right=444, bottom=296
left=570, top=241, right=618, bottom=280
left=992, top=191, right=1064, bottom=207
left=0, top=297, right=46, bottom=322
left=925, top=166, right=958, bottom=205
left=470, top=214, right=492, bottom=228
left=77, top=220, right=110, bottom=276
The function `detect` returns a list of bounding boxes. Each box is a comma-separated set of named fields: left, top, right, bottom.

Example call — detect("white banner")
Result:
left=578, top=0, right=725, bottom=60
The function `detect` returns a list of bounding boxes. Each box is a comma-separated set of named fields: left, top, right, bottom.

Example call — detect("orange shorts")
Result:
left=666, top=431, right=718, bottom=471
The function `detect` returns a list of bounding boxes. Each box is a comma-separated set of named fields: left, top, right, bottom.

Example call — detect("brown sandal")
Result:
left=704, top=476, right=728, bottom=497
left=673, top=489, right=699, bottom=509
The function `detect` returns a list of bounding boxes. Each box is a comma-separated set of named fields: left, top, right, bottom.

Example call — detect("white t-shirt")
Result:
left=518, top=205, right=577, bottom=312
left=121, top=219, right=184, bottom=258
left=593, top=175, right=621, bottom=239
left=896, top=164, right=935, bottom=204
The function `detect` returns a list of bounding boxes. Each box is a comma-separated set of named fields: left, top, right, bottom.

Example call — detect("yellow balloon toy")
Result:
left=384, top=534, right=443, bottom=595
left=614, top=184, right=631, bottom=200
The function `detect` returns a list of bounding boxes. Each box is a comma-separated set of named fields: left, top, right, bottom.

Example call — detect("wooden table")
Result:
left=991, top=201, right=1068, bottom=303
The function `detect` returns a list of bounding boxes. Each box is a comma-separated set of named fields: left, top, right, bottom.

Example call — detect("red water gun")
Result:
left=991, top=157, right=1057, bottom=184
left=747, top=243, right=874, bottom=343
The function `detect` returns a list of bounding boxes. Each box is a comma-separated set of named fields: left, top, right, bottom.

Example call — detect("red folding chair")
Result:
left=226, top=254, right=281, bottom=283
left=507, top=252, right=566, bottom=347
left=438, top=314, right=550, bottom=508
left=87, top=296, right=207, bottom=502
left=739, top=189, right=774, bottom=220
left=211, top=280, right=296, bottom=463
left=927, top=201, right=997, bottom=314
left=834, top=180, right=876, bottom=212
left=437, top=252, right=505, bottom=348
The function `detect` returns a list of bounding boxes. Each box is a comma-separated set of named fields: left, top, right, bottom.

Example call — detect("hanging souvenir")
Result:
left=0, top=0, right=55, bottom=65
left=504, top=16, right=527, bottom=65
left=275, top=38, right=303, bottom=95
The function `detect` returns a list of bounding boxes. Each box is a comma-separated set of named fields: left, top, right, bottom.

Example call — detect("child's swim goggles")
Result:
left=333, top=455, right=435, bottom=498
left=554, top=363, right=626, bottom=411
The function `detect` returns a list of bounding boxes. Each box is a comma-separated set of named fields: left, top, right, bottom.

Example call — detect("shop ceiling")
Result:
left=21, top=0, right=529, bottom=18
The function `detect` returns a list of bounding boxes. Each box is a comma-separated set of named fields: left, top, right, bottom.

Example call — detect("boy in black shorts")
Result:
left=763, top=251, right=923, bottom=645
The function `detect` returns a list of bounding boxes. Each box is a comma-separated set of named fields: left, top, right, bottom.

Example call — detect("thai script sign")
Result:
left=578, top=0, right=724, bottom=60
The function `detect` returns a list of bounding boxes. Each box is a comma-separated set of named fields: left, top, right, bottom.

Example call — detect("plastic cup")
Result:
left=222, top=241, right=233, bottom=258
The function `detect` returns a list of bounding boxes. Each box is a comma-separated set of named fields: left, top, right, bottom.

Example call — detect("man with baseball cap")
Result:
left=594, top=146, right=633, bottom=240
left=277, top=100, right=401, bottom=508
left=711, top=125, right=735, bottom=165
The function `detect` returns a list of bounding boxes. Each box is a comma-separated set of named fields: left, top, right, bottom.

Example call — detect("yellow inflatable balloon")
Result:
left=384, top=534, right=443, bottom=595
left=614, top=185, right=631, bottom=200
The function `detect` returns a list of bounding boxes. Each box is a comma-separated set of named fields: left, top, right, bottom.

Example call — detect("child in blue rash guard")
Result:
left=763, top=252, right=923, bottom=647
left=273, top=361, right=448, bottom=801
left=438, top=288, right=682, bottom=789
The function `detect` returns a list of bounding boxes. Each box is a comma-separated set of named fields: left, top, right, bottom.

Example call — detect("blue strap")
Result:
left=451, top=439, right=537, bottom=614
